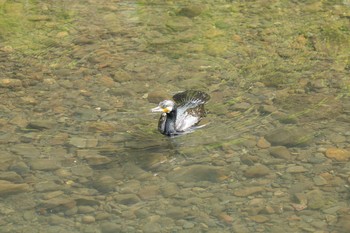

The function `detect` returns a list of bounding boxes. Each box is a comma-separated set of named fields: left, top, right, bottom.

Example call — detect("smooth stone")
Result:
left=138, top=185, right=159, bottom=200
left=233, top=186, right=265, bottom=197
left=269, top=146, right=292, bottom=160
left=39, top=197, right=76, bottom=210
left=183, top=221, right=195, bottom=229
left=29, top=159, right=60, bottom=171
left=143, top=222, right=161, bottom=233
left=265, top=127, right=313, bottom=147
left=82, top=215, right=95, bottom=224
left=167, top=165, right=227, bottom=183
left=86, top=122, right=117, bottom=133
left=9, top=161, right=30, bottom=175
left=34, top=181, right=62, bottom=192
left=336, top=215, right=350, bottom=233
left=256, top=137, right=271, bottom=149
left=166, top=207, right=187, bottom=219
left=325, top=148, right=350, bottom=161
left=0, top=78, right=22, bottom=88
left=249, top=215, right=270, bottom=223
left=26, top=120, right=55, bottom=130
left=71, top=165, right=94, bottom=177
left=84, top=155, right=112, bottom=166
left=161, top=183, right=178, bottom=197
left=49, top=215, right=74, bottom=226
left=11, top=144, right=40, bottom=157
left=95, top=212, right=111, bottom=220
left=114, top=194, right=141, bottom=205
left=92, top=176, right=116, bottom=193
left=0, top=151, right=16, bottom=171
left=0, top=180, right=30, bottom=196
left=69, top=137, right=98, bottom=148
left=313, top=176, right=328, bottom=186
left=306, top=190, right=325, bottom=209
left=177, top=5, right=205, bottom=18
left=78, top=206, right=95, bottom=214
left=0, top=171, right=23, bottom=183
left=43, top=191, right=64, bottom=200
left=100, top=223, right=121, bottom=233
left=244, top=164, right=271, bottom=178
left=258, top=105, right=278, bottom=114
left=286, top=166, right=308, bottom=173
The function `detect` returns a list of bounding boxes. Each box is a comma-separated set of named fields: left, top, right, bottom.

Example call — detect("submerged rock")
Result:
left=167, top=165, right=227, bottom=183
left=0, top=180, right=30, bottom=196
left=265, top=127, right=313, bottom=147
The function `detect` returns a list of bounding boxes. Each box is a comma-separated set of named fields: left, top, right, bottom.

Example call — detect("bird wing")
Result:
left=173, top=90, right=210, bottom=131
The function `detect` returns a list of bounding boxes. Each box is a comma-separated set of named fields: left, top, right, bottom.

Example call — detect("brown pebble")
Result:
left=249, top=215, right=269, bottom=223
left=233, top=186, right=265, bottom=197
left=325, top=148, right=350, bottom=161
left=256, top=137, right=271, bottom=149
left=82, top=215, right=95, bottom=224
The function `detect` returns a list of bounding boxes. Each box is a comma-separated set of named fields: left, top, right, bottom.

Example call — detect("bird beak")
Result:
left=151, top=106, right=164, bottom=112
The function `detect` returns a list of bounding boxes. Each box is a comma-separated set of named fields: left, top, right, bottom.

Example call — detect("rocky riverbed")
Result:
left=0, top=0, right=350, bottom=232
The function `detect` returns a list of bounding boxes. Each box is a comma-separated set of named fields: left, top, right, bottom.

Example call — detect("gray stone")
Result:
left=82, top=215, right=95, bottom=224
left=92, top=176, right=116, bottom=192
left=0, top=180, right=30, bottom=196
left=265, top=127, right=313, bottom=147
left=114, top=194, right=140, bottom=205
left=0, top=78, right=22, bottom=88
left=100, top=223, right=121, bottom=233
left=244, top=164, right=271, bottom=178
left=78, top=206, right=95, bottom=214
left=306, top=190, right=325, bottom=209
left=143, top=222, right=161, bottom=233
left=0, top=171, right=23, bottom=183
left=26, top=120, right=56, bottom=130
left=29, top=159, right=60, bottom=171
left=11, top=144, right=40, bottom=158
left=167, top=165, right=227, bottom=183
left=269, top=146, right=292, bottom=160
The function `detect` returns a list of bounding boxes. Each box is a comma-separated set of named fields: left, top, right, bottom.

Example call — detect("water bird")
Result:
left=151, top=90, right=210, bottom=136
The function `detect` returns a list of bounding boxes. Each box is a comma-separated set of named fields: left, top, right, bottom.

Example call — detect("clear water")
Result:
left=0, top=0, right=349, bottom=232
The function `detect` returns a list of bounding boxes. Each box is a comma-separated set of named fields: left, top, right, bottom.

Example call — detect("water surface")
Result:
left=0, top=0, right=349, bottom=232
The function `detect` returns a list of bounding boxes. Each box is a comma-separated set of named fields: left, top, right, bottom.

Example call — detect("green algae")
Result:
left=0, top=0, right=74, bottom=55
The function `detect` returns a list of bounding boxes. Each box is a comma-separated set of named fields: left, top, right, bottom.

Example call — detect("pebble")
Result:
left=11, top=144, right=40, bottom=158
left=142, top=222, right=161, bottom=233
left=286, top=165, right=308, bottom=173
left=0, top=78, right=22, bottom=88
left=82, top=215, right=95, bottom=224
left=84, top=155, right=112, bottom=166
left=92, top=176, right=116, bottom=193
left=29, top=159, right=60, bottom=171
left=69, top=137, right=98, bottom=148
left=244, top=164, right=271, bottom=178
left=306, top=190, right=325, bottom=209
left=325, top=148, right=350, bottom=161
left=138, top=185, right=159, bottom=200
left=26, top=120, right=55, bottom=130
left=269, top=146, right=292, bottom=160
left=0, top=151, right=17, bottom=171
left=78, top=206, right=95, bottom=214
left=249, top=215, right=270, bottom=223
left=0, top=171, right=23, bottom=183
left=233, top=186, right=265, bottom=197
left=114, top=194, right=141, bottom=205
left=265, top=127, right=313, bottom=147
left=256, top=137, right=271, bottom=149
left=100, top=223, right=121, bottom=233
left=0, top=180, right=30, bottom=196
left=167, top=165, right=227, bottom=183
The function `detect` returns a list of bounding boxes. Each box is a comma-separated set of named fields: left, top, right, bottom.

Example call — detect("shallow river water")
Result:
left=0, top=0, right=350, bottom=232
